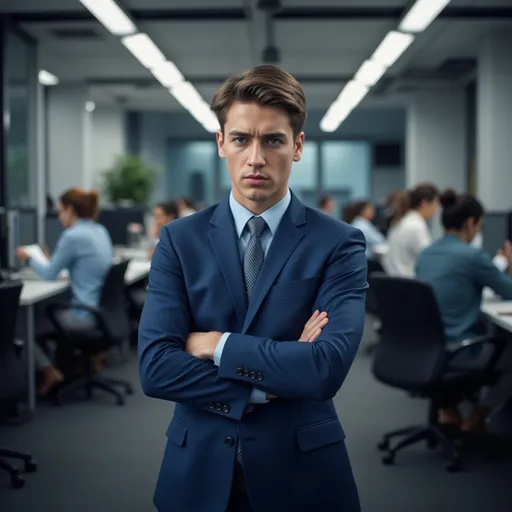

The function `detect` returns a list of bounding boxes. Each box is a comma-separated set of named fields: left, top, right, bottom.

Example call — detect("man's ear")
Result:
left=293, top=132, right=305, bottom=162
left=217, top=130, right=226, bottom=158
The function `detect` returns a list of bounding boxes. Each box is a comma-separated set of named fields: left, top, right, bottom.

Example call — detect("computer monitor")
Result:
left=0, top=208, right=6, bottom=270
left=18, top=208, right=38, bottom=246
left=98, top=207, right=146, bottom=246
left=482, top=212, right=510, bottom=257
left=45, top=212, right=63, bottom=252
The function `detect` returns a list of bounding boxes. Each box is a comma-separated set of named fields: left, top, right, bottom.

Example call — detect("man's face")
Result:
left=217, top=102, right=304, bottom=213
left=152, top=207, right=173, bottom=235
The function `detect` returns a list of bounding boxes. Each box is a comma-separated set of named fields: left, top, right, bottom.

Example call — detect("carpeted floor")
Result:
left=1, top=325, right=510, bottom=512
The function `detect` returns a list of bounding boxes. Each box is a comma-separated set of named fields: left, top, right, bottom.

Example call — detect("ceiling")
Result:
left=3, top=0, right=512, bottom=111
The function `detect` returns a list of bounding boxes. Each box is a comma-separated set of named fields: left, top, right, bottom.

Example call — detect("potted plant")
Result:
left=102, top=154, right=159, bottom=207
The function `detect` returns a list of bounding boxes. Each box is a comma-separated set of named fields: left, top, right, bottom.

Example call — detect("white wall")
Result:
left=406, top=89, right=467, bottom=192
left=477, top=31, right=512, bottom=211
left=90, top=107, right=125, bottom=191
left=47, top=86, right=87, bottom=198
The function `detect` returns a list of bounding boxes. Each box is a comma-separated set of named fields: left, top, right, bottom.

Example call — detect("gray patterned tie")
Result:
left=236, top=216, right=267, bottom=467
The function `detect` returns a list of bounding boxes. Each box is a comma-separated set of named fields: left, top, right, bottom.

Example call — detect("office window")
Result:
left=4, top=28, right=36, bottom=207
left=166, top=142, right=216, bottom=206
left=321, top=141, right=371, bottom=214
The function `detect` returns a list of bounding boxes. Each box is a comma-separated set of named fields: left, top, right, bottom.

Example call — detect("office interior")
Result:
left=0, top=0, right=512, bottom=511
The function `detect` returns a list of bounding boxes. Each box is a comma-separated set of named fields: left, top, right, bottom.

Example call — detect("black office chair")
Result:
left=371, top=274, right=505, bottom=471
left=363, top=258, right=384, bottom=356
left=47, top=260, right=134, bottom=406
left=487, top=398, right=512, bottom=442
left=0, top=281, right=37, bottom=488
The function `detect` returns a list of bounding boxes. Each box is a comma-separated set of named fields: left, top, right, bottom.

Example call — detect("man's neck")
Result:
left=232, top=189, right=288, bottom=215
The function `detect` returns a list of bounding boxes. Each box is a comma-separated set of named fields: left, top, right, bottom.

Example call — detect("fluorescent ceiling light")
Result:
left=371, top=31, right=414, bottom=68
left=170, top=81, right=204, bottom=110
left=336, top=80, right=369, bottom=110
left=38, top=70, right=59, bottom=86
left=85, top=101, right=96, bottom=112
left=320, top=102, right=353, bottom=133
left=151, top=61, right=184, bottom=88
left=122, top=33, right=166, bottom=69
left=79, top=0, right=136, bottom=36
left=400, top=0, right=452, bottom=33
left=354, top=60, right=386, bottom=87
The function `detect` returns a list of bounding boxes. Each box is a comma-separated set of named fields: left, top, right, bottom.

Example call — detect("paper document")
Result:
left=22, top=244, right=69, bottom=279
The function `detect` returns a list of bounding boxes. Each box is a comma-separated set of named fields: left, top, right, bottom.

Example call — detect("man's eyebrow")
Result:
left=262, top=132, right=287, bottom=138
left=228, top=130, right=250, bottom=137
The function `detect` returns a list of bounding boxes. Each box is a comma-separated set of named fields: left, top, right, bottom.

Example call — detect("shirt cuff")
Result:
left=213, top=332, right=230, bottom=367
left=493, top=254, right=509, bottom=272
left=249, top=387, right=269, bottom=404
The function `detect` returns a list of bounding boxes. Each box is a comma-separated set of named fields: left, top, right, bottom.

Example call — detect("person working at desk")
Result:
left=148, top=200, right=179, bottom=259
left=416, top=189, right=512, bottom=432
left=383, top=183, right=439, bottom=277
left=138, top=64, right=367, bottom=512
left=16, top=188, right=112, bottom=396
left=345, top=200, right=386, bottom=257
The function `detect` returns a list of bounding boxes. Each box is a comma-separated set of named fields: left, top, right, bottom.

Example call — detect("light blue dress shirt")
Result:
left=29, top=220, right=113, bottom=316
left=351, top=216, right=385, bottom=257
left=214, top=189, right=292, bottom=403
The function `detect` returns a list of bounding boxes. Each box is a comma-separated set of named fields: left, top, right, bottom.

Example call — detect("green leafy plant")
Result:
left=102, top=155, right=159, bottom=206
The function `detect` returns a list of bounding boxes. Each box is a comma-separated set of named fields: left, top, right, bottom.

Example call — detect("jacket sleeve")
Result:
left=138, top=225, right=252, bottom=421
left=217, top=227, right=368, bottom=402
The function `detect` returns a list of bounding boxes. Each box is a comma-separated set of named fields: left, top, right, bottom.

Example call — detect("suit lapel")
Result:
left=208, top=201, right=247, bottom=329
left=242, top=194, right=306, bottom=333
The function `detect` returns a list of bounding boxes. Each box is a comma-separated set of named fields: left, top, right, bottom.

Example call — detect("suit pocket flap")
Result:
left=296, top=418, right=345, bottom=452
left=166, top=418, right=188, bottom=446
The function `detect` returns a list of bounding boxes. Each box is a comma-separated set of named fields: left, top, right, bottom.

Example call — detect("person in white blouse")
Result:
left=345, top=200, right=386, bottom=257
left=383, top=183, right=439, bottom=277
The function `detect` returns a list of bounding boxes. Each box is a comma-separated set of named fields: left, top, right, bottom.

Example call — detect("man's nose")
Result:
left=247, top=142, right=265, bottom=167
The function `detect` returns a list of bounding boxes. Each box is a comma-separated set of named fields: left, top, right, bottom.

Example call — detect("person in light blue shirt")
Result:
left=16, top=187, right=113, bottom=396
left=416, top=189, right=512, bottom=432
left=345, top=200, right=386, bottom=257
left=213, top=189, right=292, bottom=404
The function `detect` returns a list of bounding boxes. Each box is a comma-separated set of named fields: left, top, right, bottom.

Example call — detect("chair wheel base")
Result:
left=382, top=453, right=395, bottom=465
left=25, top=459, right=37, bottom=473
left=445, top=459, right=461, bottom=472
left=11, top=473, right=25, bottom=489
left=377, top=439, right=389, bottom=451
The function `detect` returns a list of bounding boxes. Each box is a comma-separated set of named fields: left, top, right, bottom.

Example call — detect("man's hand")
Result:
left=299, top=310, right=328, bottom=342
left=185, top=332, right=223, bottom=360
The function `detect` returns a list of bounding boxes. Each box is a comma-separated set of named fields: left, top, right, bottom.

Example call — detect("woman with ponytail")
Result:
left=16, top=187, right=113, bottom=396
left=416, top=189, right=512, bottom=432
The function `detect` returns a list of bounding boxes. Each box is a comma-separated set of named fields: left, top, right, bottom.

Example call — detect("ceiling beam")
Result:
left=11, top=6, right=512, bottom=24
left=86, top=75, right=354, bottom=87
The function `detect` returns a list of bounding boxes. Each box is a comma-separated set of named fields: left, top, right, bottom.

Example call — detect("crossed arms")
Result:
left=138, top=225, right=367, bottom=421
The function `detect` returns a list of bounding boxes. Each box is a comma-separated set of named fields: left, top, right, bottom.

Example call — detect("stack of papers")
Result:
left=22, top=244, right=69, bottom=279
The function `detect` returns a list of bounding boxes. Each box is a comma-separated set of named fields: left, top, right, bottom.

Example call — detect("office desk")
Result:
left=481, top=301, right=512, bottom=334
left=19, top=261, right=151, bottom=415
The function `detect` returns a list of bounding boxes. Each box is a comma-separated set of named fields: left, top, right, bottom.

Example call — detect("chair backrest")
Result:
left=366, top=258, right=384, bottom=315
left=0, top=281, right=24, bottom=400
left=370, top=274, right=447, bottom=391
left=99, top=259, right=131, bottom=340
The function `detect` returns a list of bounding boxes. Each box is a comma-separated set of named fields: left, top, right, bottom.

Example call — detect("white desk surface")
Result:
left=481, top=300, right=512, bottom=333
left=114, top=246, right=149, bottom=261
left=18, top=260, right=151, bottom=306
left=20, top=281, right=70, bottom=306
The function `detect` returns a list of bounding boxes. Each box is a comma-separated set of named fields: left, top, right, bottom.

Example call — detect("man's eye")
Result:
left=267, top=138, right=282, bottom=146
left=233, top=137, right=246, bottom=144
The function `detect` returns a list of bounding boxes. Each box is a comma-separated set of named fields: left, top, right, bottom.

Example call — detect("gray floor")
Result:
left=1, top=326, right=510, bottom=512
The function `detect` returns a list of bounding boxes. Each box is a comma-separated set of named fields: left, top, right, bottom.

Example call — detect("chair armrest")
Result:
left=446, top=335, right=506, bottom=375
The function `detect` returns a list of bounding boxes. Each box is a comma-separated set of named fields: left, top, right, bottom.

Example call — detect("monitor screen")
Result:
left=19, top=208, right=38, bottom=246
left=45, top=213, right=63, bottom=252
left=482, top=213, right=510, bottom=257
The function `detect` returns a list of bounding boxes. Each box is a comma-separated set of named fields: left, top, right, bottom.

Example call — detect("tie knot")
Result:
left=247, top=216, right=267, bottom=237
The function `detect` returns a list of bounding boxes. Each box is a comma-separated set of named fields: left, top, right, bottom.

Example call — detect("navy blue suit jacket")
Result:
left=138, top=193, right=367, bottom=512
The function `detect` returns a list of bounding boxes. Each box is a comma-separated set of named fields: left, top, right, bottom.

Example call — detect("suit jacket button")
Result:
left=222, top=404, right=230, bottom=413
left=236, top=368, right=244, bottom=376
left=256, top=372, right=263, bottom=381
left=225, top=436, right=235, bottom=447
left=208, top=402, right=215, bottom=409
left=243, top=370, right=250, bottom=377
left=249, top=371, right=256, bottom=379
left=215, top=403, right=222, bottom=411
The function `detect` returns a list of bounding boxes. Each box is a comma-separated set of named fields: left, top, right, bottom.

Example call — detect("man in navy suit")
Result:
left=138, top=65, right=367, bottom=512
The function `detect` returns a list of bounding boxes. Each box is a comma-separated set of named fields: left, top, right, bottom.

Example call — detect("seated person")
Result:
left=16, top=188, right=113, bottom=396
left=177, top=196, right=196, bottom=218
left=345, top=200, right=386, bottom=257
left=318, top=194, right=336, bottom=217
left=148, top=200, right=179, bottom=259
left=383, top=183, right=439, bottom=277
left=416, top=189, right=512, bottom=432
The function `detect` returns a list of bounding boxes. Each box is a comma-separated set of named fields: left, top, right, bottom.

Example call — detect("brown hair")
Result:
left=344, top=200, right=371, bottom=224
left=59, top=188, right=99, bottom=219
left=211, top=64, right=307, bottom=137
left=389, top=190, right=411, bottom=226
left=409, top=183, right=439, bottom=210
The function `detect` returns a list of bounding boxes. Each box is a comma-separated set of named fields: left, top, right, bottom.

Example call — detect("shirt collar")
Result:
left=229, top=189, right=291, bottom=238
